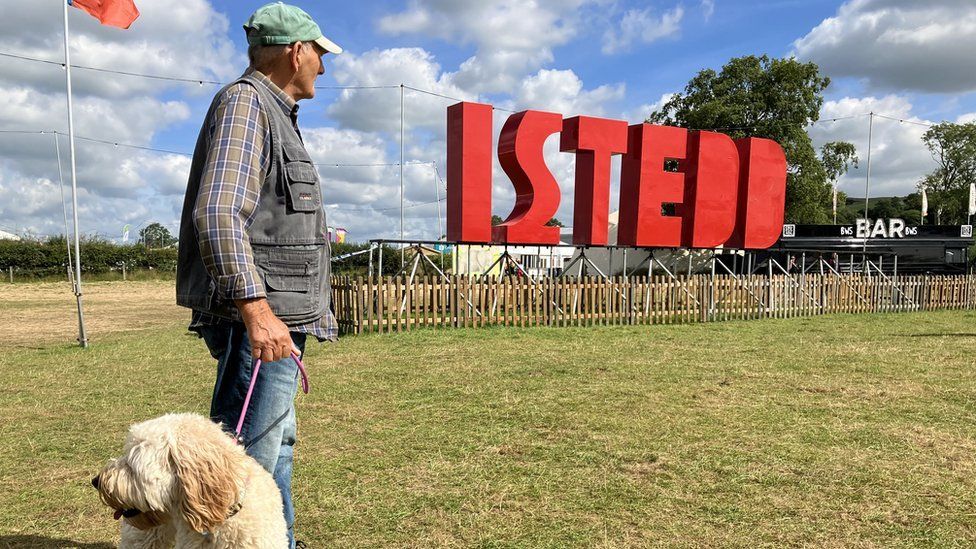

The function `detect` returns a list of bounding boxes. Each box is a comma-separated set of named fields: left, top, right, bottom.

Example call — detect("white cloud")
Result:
left=0, top=0, right=237, bottom=239
left=621, top=93, right=677, bottom=123
left=793, top=0, right=976, bottom=92
left=377, top=0, right=600, bottom=94
left=0, top=164, right=177, bottom=240
left=0, top=83, right=190, bottom=198
left=808, top=95, right=937, bottom=198
left=701, top=0, right=715, bottom=22
left=602, top=5, right=684, bottom=55
left=0, top=0, right=239, bottom=98
left=511, top=69, right=626, bottom=116
left=328, top=48, right=475, bottom=134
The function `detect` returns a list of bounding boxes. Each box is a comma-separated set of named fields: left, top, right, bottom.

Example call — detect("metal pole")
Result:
left=893, top=254, right=899, bottom=309
left=53, top=132, right=75, bottom=285
left=399, top=84, right=405, bottom=269
left=368, top=244, right=374, bottom=279
left=710, top=251, right=717, bottom=321
left=433, top=163, right=444, bottom=271
left=862, top=112, right=874, bottom=257
left=378, top=245, right=384, bottom=278
left=433, top=163, right=443, bottom=241
left=833, top=184, right=838, bottom=225
left=864, top=112, right=874, bottom=220
left=63, top=3, right=88, bottom=348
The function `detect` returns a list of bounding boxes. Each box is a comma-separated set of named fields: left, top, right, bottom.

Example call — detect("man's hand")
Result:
left=235, top=298, right=297, bottom=363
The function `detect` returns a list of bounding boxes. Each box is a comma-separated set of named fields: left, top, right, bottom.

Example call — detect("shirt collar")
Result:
left=244, top=68, right=299, bottom=119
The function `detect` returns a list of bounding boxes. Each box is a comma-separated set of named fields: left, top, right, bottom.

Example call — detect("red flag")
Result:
left=69, top=0, right=140, bottom=29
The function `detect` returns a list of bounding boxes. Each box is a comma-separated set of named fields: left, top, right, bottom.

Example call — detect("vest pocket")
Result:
left=284, top=162, right=320, bottom=213
left=255, top=248, right=320, bottom=319
left=265, top=273, right=310, bottom=292
left=263, top=255, right=313, bottom=293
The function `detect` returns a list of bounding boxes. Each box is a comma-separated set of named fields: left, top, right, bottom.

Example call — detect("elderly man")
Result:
left=176, top=3, right=341, bottom=546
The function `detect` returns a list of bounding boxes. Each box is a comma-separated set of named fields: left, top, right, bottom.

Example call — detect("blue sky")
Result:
left=1, top=0, right=974, bottom=242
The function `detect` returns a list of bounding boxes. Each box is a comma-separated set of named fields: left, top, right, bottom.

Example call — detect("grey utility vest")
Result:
left=176, top=73, right=331, bottom=326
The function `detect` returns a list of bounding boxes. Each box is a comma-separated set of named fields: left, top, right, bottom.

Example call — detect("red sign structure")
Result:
left=446, top=101, right=787, bottom=250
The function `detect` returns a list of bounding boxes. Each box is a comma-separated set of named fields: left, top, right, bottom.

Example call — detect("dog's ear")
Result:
left=170, top=422, right=242, bottom=533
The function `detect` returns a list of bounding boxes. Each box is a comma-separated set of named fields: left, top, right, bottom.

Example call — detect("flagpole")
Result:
left=399, top=83, right=405, bottom=269
left=63, top=0, right=89, bottom=348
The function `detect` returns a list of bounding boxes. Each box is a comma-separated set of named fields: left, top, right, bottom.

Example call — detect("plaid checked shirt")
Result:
left=188, top=69, right=338, bottom=342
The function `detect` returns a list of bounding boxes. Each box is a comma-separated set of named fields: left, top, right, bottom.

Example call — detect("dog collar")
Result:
left=226, top=473, right=250, bottom=520
left=201, top=473, right=251, bottom=538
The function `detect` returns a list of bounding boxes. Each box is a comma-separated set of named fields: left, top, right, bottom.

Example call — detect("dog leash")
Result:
left=234, top=351, right=310, bottom=439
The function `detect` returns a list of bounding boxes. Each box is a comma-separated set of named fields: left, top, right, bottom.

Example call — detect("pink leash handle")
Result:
left=234, top=352, right=310, bottom=438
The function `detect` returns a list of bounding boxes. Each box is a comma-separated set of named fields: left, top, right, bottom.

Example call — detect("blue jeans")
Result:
left=198, top=323, right=306, bottom=549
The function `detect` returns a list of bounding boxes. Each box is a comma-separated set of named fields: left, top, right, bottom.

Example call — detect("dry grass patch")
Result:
left=0, top=281, right=186, bottom=348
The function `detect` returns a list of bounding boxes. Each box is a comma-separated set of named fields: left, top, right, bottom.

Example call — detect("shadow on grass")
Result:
left=908, top=333, right=976, bottom=337
left=0, top=536, right=113, bottom=549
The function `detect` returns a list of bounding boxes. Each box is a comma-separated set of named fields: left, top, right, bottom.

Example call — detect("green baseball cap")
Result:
left=244, top=2, right=343, bottom=54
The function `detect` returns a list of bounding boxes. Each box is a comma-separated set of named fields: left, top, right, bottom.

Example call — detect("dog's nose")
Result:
left=91, top=475, right=99, bottom=489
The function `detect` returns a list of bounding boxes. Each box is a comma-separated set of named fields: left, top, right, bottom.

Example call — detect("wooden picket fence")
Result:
left=329, top=274, right=976, bottom=335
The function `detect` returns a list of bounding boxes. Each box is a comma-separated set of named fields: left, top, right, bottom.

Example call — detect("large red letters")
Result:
left=446, top=102, right=493, bottom=243
left=726, top=138, right=788, bottom=249
left=493, top=110, right=564, bottom=245
left=683, top=131, right=740, bottom=248
left=446, top=101, right=788, bottom=249
left=617, top=124, right=687, bottom=247
left=561, top=116, right=629, bottom=246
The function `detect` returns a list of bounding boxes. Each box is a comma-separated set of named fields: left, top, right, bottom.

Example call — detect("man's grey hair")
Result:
left=247, top=41, right=315, bottom=72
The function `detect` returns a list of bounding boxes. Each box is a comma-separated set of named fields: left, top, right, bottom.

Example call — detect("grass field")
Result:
left=1, top=281, right=975, bottom=548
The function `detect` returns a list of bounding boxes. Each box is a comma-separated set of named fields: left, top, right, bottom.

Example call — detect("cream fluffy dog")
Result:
left=92, top=413, right=287, bottom=548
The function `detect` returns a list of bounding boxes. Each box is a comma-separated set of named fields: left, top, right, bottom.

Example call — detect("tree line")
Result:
left=0, top=236, right=177, bottom=278
left=0, top=236, right=452, bottom=278
left=649, top=55, right=975, bottom=225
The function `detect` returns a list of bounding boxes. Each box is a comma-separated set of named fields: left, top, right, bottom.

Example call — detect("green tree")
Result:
left=649, top=55, right=851, bottom=223
left=901, top=192, right=924, bottom=223
left=491, top=215, right=504, bottom=226
left=821, top=141, right=858, bottom=223
left=140, top=222, right=175, bottom=249
left=545, top=217, right=564, bottom=227
left=918, top=122, right=976, bottom=224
